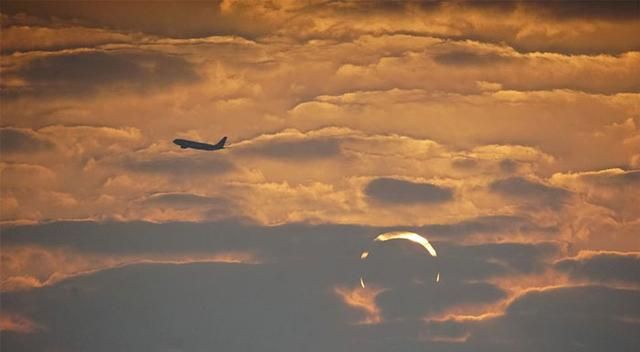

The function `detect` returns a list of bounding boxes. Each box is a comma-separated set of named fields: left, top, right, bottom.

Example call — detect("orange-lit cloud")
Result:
left=0, top=314, right=43, bottom=334
left=334, top=286, right=384, bottom=324
left=1, top=246, right=261, bottom=292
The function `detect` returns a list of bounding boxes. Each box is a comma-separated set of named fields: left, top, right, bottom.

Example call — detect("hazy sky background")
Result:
left=1, top=1, right=639, bottom=351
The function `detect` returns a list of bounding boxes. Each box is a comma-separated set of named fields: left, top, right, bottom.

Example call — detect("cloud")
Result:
left=0, top=221, right=563, bottom=294
left=0, top=25, right=135, bottom=53
left=365, top=177, right=454, bottom=204
left=0, top=128, right=55, bottom=153
left=0, top=244, right=260, bottom=292
left=0, top=220, right=587, bottom=350
left=433, top=50, right=513, bottom=66
left=1, top=2, right=639, bottom=350
left=236, top=138, right=341, bottom=160
left=142, top=192, right=227, bottom=208
left=290, top=89, right=639, bottom=172
left=473, top=285, right=640, bottom=351
left=3, top=50, right=200, bottom=98
left=489, top=176, right=571, bottom=209
left=517, top=0, right=640, bottom=21
left=120, top=152, right=235, bottom=175
left=553, top=168, right=640, bottom=188
left=421, top=215, right=558, bottom=239
left=0, top=163, right=56, bottom=189
left=436, top=241, right=562, bottom=281
left=376, top=281, right=506, bottom=320
left=0, top=262, right=357, bottom=351
left=0, top=1, right=284, bottom=40
left=555, top=251, right=640, bottom=285
left=135, top=192, right=237, bottom=222
left=551, top=168, right=640, bottom=220
left=0, top=224, right=601, bottom=351
left=429, top=285, right=640, bottom=351
left=0, top=314, right=42, bottom=334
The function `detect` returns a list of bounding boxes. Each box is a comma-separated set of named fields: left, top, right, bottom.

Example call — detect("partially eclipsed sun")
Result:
left=360, top=231, right=439, bottom=288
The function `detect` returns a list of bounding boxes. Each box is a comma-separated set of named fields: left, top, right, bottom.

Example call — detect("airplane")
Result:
left=173, top=136, right=227, bottom=151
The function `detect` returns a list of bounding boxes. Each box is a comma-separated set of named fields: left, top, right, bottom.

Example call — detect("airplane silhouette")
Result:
left=173, top=136, right=227, bottom=151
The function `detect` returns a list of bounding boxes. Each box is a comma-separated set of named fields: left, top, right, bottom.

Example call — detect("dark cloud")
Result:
left=473, top=286, right=640, bottom=351
left=121, top=152, right=234, bottom=175
left=614, top=170, right=640, bottom=184
left=438, top=0, right=640, bottom=21
left=523, top=0, right=640, bottom=21
left=377, top=281, right=505, bottom=319
left=0, top=26, right=133, bottom=54
left=143, top=192, right=226, bottom=207
left=489, top=177, right=571, bottom=209
left=0, top=262, right=357, bottom=352
left=436, top=241, right=561, bottom=281
left=580, top=169, right=640, bottom=187
left=555, top=252, right=640, bottom=284
left=0, top=220, right=372, bottom=261
left=320, top=0, right=640, bottom=22
left=0, top=0, right=273, bottom=39
left=0, top=221, right=575, bottom=350
left=138, top=192, right=237, bottom=221
left=2, top=50, right=200, bottom=98
left=429, top=285, right=640, bottom=351
left=1, top=221, right=559, bottom=282
left=421, top=215, right=558, bottom=239
left=498, top=159, right=518, bottom=173
left=450, top=157, right=478, bottom=169
left=365, top=178, right=453, bottom=204
left=0, top=128, right=54, bottom=153
left=237, top=139, right=341, bottom=159
left=433, top=50, right=513, bottom=66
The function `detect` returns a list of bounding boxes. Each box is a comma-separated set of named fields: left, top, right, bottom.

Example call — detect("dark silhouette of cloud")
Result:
left=365, top=178, right=454, bottom=204
left=0, top=128, right=54, bottom=153
left=0, top=221, right=576, bottom=351
left=377, top=281, right=505, bottom=319
left=3, top=50, right=200, bottom=98
left=143, top=192, right=226, bottom=207
left=421, top=0, right=640, bottom=22
left=430, top=285, right=640, bottom=351
left=437, top=241, right=561, bottom=281
left=555, top=252, right=640, bottom=284
left=1, top=221, right=559, bottom=282
left=3, top=248, right=616, bottom=352
left=320, top=0, right=640, bottom=22
left=0, top=1, right=273, bottom=39
left=522, top=0, right=640, bottom=21
left=450, top=157, right=478, bottom=169
left=0, top=262, right=356, bottom=352
left=489, top=176, right=571, bottom=209
left=421, top=215, right=558, bottom=239
left=498, top=159, right=519, bottom=173
left=433, top=50, right=513, bottom=66
left=476, top=286, right=640, bottom=351
left=121, top=153, right=234, bottom=175
left=580, top=169, right=640, bottom=187
left=237, top=139, right=341, bottom=159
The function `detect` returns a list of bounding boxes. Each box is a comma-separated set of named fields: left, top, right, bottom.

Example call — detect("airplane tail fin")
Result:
left=216, top=136, right=228, bottom=148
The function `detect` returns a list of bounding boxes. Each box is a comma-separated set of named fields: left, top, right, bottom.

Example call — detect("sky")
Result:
left=1, top=0, right=639, bottom=351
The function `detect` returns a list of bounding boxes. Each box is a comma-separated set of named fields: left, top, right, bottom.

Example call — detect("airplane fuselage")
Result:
left=173, top=139, right=223, bottom=151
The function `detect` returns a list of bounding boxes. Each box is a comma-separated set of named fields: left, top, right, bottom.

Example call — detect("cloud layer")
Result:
left=1, top=1, right=639, bottom=350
